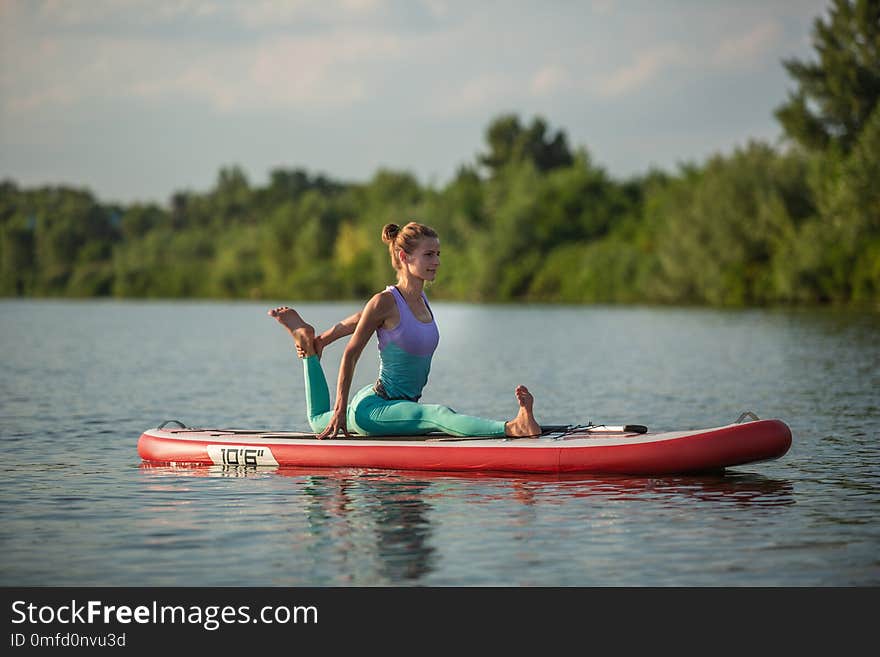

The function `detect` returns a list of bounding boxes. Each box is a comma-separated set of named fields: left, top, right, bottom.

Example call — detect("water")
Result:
left=1, top=300, right=877, bottom=586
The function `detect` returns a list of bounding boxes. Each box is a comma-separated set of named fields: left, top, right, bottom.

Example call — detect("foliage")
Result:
left=479, top=114, right=574, bottom=176
left=775, top=0, right=880, bottom=154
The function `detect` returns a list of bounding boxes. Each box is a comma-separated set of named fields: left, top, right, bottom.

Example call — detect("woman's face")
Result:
left=401, top=237, right=440, bottom=281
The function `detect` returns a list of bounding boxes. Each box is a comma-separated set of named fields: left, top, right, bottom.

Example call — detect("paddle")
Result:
left=415, top=424, right=651, bottom=442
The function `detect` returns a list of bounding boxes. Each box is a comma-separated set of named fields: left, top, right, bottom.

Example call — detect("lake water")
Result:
left=1, top=300, right=877, bottom=586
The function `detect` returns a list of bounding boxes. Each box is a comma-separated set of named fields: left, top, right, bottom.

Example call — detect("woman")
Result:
left=268, top=221, right=541, bottom=439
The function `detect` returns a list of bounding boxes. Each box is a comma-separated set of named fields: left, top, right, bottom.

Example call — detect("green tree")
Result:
left=257, top=168, right=345, bottom=213
left=479, top=114, right=573, bottom=175
left=0, top=213, right=35, bottom=295
left=210, top=226, right=264, bottom=298
left=30, top=188, right=118, bottom=294
left=473, top=161, right=544, bottom=300
left=112, top=228, right=213, bottom=298
left=120, top=203, right=164, bottom=240
left=535, top=149, right=634, bottom=246
left=780, top=103, right=880, bottom=303
left=650, top=143, right=813, bottom=306
left=775, top=0, right=880, bottom=153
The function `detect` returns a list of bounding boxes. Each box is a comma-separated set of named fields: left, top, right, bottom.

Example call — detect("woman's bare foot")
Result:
left=504, top=385, right=542, bottom=437
left=268, top=306, right=316, bottom=357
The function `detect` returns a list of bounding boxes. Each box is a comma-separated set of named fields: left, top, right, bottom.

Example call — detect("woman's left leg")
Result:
left=415, top=403, right=508, bottom=436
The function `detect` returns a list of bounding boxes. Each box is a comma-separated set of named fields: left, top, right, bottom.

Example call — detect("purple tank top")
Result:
left=376, top=286, right=439, bottom=356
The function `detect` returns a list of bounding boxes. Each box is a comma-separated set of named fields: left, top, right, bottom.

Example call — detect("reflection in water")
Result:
left=265, top=466, right=797, bottom=508
left=139, top=464, right=795, bottom=583
left=140, top=464, right=437, bottom=582
left=139, top=463, right=796, bottom=508
left=297, top=474, right=435, bottom=582
left=361, top=478, right=434, bottom=581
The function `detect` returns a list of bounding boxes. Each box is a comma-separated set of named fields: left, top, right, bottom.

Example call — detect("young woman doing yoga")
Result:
left=268, top=221, right=541, bottom=439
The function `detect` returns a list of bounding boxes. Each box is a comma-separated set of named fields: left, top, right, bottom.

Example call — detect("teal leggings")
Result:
left=302, top=355, right=507, bottom=437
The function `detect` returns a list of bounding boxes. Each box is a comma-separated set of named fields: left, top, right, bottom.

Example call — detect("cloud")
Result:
left=5, top=86, right=76, bottom=114
left=713, top=21, right=781, bottom=68
left=21, top=0, right=388, bottom=32
left=129, top=32, right=403, bottom=111
left=0, top=0, right=831, bottom=206
left=33, top=0, right=220, bottom=25
left=427, top=64, right=572, bottom=119
left=589, top=20, right=781, bottom=101
left=530, top=65, right=570, bottom=97
left=595, top=44, right=687, bottom=98
left=590, top=0, right=616, bottom=16
left=420, top=0, right=449, bottom=20
left=234, top=0, right=387, bottom=28
left=430, top=73, right=522, bottom=116
left=3, top=28, right=403, bottom=114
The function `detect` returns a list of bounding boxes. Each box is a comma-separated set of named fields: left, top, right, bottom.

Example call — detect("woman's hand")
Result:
left=315, top=297, right=387, bottom=440
left=317, top=407, right=350, bottom=440
left=296, top=334, right=324, bottom=359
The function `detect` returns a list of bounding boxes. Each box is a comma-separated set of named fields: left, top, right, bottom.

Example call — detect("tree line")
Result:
left=1, top=0, right=877, bottom=307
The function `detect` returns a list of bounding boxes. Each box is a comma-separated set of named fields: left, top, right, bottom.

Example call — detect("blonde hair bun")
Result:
left=381, top=223, right=400, bottom=244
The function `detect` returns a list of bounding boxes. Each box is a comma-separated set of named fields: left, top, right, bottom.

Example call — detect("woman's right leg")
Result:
left=303, top=355, right=333, bottom=434
left=268, top=306, right=332, bottom=434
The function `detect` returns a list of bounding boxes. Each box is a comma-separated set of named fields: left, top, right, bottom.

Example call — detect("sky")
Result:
left=0, top=0, right=831, bottom=205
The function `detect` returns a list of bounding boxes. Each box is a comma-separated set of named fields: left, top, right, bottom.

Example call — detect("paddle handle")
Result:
left=591, top=424, right=648, bottom=434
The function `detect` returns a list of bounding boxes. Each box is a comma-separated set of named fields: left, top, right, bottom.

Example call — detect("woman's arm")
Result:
left=319, top=311, right=362, bottom=347
left=317, top=294, right=392, bottom=439
left=295, top=311, right=362, bottom=358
